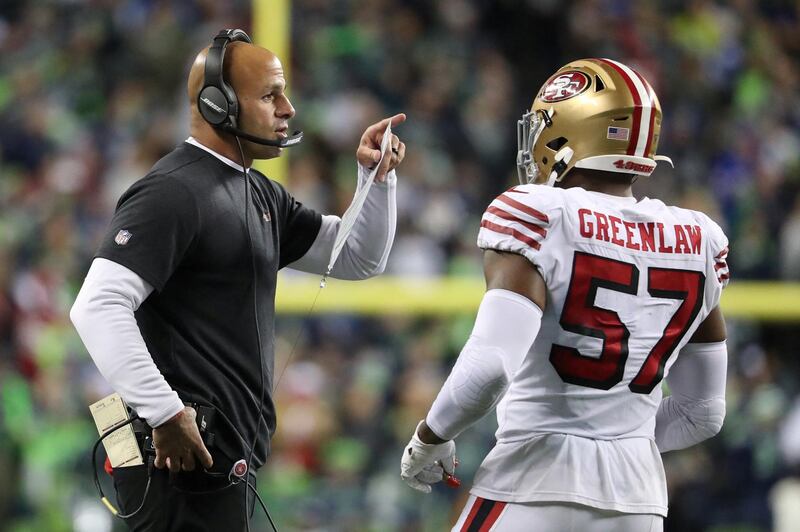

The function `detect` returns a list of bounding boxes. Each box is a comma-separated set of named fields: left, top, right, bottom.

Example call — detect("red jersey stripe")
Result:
left=486, top=206, right=547, bottom=237
left=715, top=247, right=729, bottom=259
left=496, top=194, right=549, bottom=223
left=481, top=219, right=542, bottom=250
left=460, top=497, right=484, bottom=531
left=714, top=261, right=728, bottom=271
left=478, top=501, right=507, bottom=532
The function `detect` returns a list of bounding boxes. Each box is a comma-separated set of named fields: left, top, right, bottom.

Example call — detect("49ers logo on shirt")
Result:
left=539, top=71, right=590, bottom=102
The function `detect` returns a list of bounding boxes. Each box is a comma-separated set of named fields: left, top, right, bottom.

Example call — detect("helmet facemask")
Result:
left=516, top=108, right=551, bottom=185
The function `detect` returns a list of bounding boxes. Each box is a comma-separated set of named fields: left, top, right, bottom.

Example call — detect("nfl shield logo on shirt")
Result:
left=114, top=229, right=132, bottom=246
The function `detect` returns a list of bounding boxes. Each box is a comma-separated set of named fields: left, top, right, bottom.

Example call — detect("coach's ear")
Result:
left=483, top=250, right=547, bottom=311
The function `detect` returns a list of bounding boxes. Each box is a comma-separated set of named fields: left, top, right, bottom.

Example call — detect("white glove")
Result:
left=401, top=420, right=456, bottom=493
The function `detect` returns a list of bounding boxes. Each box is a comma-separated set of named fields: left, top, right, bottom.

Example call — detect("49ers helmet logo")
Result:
left=539, top=71, right=590, bottom=103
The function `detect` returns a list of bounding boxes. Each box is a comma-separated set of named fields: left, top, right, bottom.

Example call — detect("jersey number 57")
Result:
left=551, top=251, right=705, bottom=394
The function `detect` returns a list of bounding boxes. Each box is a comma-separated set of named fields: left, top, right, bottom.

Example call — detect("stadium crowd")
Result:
left=0, top=0, right=799, bottom=530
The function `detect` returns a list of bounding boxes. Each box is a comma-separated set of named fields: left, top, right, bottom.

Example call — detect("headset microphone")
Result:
left=220, top=124, right=303, bottom=148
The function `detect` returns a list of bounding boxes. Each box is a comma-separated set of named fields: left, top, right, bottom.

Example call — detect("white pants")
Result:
left=452, top=495, right=664, bottom=532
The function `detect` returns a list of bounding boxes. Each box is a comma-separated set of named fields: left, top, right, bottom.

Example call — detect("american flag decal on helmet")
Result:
left=607, top=126, right=630, bottom=141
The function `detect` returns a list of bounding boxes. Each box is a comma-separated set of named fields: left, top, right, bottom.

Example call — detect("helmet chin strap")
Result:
left=545, top=146, right=574, bottom=187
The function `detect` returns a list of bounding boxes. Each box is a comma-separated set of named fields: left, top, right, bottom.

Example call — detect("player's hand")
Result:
left=401, top=420, right=456, bottom=493
left=152, top=406, right=213, bottom=473
left=356, top=113, right=406, bottom=182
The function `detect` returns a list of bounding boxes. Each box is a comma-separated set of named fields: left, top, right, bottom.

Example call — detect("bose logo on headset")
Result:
left=197, top=29, right=304, bottom=148
left=200, top=97, right=224, bottom=114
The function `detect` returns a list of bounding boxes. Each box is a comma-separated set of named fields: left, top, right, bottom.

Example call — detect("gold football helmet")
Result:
left=517, top=58, right=672, bottom=186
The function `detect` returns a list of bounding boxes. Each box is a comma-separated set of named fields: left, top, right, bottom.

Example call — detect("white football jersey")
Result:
left=470, top=184, right=729, bottom=516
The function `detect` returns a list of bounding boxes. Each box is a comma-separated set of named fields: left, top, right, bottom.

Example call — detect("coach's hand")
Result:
left=401, top=420, right=456, bottom=493
left=357, top=113, right=406, bottom=183
left=152, top=406, right=214, bottom=473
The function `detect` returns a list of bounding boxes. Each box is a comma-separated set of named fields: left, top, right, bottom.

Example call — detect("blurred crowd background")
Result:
left=1, top=0, right=799, bottom=531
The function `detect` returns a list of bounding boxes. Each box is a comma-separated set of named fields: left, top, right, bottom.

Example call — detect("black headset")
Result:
left=197, top=29, right=303, bottom=148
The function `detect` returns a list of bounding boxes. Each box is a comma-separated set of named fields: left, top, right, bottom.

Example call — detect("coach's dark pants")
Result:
left=112, top=459, right=255, bottom=532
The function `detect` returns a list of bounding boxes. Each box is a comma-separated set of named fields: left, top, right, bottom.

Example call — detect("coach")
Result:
left=70, top=29, right=404, bottom=531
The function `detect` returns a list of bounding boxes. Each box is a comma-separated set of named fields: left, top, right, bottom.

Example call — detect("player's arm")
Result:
left=654, top=306, right=728, bottom=452
left=421, top=250, right=546, bottom=441
left=401, top=250, right=545, bottom=492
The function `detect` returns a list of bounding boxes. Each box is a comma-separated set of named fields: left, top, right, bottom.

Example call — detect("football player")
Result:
left=400, top=59, right=729, bottom=532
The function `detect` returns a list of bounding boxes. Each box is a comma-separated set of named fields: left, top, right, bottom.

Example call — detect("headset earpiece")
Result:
left=198, top=85, right=231, bottom=126
left=198, top=29, right=252, bottom=129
